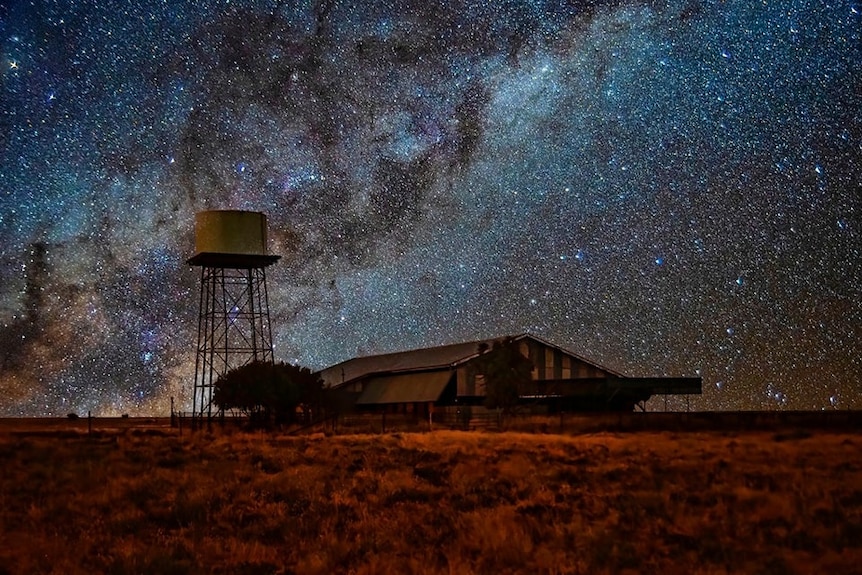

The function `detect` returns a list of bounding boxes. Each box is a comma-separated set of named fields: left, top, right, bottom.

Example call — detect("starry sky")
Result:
left=1, top=0, right=860, bottom=416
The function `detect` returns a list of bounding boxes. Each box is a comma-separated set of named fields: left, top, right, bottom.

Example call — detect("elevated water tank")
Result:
left=187, top=209, right=280, bottom=423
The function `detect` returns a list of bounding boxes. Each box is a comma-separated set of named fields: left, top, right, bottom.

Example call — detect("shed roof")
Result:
left=319, top=340, right=483, bottom=387
left=355, top=371, right=453, bottom=405
left=319, top=333, right=623, bottom=387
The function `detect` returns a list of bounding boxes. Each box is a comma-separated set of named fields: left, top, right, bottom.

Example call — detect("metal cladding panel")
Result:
left=194, top=210, right=268, bottom=255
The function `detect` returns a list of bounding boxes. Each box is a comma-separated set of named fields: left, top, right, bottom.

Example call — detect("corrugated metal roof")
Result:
left=355, top=371, right=453, bottom=405
left=319, top=333, right=624, bottom=387
left=319, top=340, right=485, bottom=387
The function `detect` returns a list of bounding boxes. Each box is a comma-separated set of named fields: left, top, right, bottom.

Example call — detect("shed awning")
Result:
left=355, top=371, right=452, bottom=405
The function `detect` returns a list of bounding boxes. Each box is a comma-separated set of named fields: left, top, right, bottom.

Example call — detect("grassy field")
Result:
left=1, top=425, right=861, bottom=574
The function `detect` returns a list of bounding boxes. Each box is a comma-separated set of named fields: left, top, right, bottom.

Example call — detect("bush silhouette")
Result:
left=212, top=361, right=323, bottom=427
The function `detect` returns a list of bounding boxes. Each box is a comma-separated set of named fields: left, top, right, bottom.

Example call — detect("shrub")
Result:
left=212, top=360, right=324, bottom=427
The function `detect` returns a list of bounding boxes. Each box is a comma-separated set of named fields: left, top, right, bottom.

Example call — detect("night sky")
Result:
left=1, top=0, right=859, bottom=416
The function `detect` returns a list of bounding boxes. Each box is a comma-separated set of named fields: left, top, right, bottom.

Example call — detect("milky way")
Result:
left=1, top=0, right=860, bottom=415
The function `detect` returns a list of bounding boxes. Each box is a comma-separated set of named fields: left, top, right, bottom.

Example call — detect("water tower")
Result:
left=187, top=210, right=280, bottom=424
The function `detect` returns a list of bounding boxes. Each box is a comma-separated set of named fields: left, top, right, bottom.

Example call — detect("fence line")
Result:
left=167, top=409, right=861, bottom=435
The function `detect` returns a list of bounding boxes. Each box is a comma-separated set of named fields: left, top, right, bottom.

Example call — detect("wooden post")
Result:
left=87, top=411, right=92, bottom=435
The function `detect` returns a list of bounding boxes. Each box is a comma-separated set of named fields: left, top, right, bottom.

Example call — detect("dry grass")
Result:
left=1, top=425, right=861, bottom=574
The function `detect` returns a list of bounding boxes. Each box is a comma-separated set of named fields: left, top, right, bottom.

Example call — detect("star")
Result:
left=0, top=0, right=858, bottom=415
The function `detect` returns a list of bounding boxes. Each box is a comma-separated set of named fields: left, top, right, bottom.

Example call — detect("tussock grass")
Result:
left=1, top=427, right=861, bottom=574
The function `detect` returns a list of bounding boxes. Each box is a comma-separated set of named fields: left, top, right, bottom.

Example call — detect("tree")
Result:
left=473, top=337, right=534, bottom=416
left=271, top=363, right=324, bottom=424
left=212, top=360, right=323, bottom=427
left=211, top=361, right=272, bottom=423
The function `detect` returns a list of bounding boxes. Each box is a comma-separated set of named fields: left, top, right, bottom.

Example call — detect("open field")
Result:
left=1, top=423, right=861, bottom=574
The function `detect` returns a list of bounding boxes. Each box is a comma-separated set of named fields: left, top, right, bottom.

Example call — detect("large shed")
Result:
left=319, top=334, right=701, bottom=414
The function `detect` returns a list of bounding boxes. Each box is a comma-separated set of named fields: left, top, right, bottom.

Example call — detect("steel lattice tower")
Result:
left=188, top=211, right=280, bottom=425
